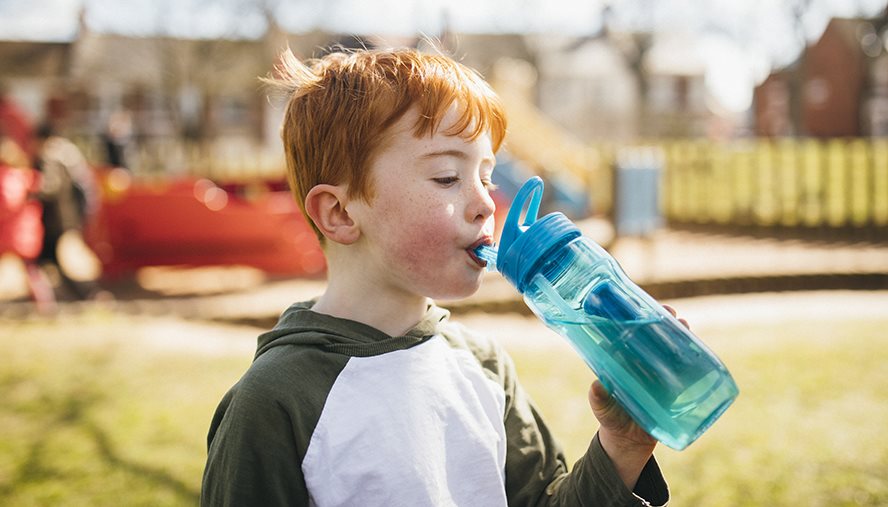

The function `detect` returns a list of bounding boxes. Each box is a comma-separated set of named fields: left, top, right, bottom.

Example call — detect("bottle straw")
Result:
left=473, top=244, right=498, bottom=271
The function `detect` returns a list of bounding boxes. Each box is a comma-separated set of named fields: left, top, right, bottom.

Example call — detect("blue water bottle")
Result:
left=476, top=177, right=738, bottom=450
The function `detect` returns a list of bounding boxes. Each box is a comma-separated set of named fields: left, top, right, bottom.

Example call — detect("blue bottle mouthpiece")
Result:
left=473, top=243, right=498, bottom=271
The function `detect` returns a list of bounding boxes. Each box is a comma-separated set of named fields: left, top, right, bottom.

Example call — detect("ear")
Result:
left=304, top=184, right=361, bottom=245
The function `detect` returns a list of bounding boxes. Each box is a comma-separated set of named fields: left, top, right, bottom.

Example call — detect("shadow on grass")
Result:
left=0, top=369, right=200, bottom=504
left=86, top=420, right=200, bottom=502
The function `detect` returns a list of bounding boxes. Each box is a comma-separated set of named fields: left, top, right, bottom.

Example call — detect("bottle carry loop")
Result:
left=499, top=176, right=544, bottom=255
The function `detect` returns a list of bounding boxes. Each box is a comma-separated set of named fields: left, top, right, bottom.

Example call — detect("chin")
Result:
left=426, top=276, right=483, bottom=302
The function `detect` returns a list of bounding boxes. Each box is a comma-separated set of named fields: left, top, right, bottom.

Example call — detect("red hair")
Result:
left=264, top=46, right=507, bottom=239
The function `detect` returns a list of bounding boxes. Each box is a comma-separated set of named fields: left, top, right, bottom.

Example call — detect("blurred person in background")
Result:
left=32, top=123, right=103, bottom=301
left=101, top=109, right=135, bottom=170
left=0, top=136, right=56, bottom=312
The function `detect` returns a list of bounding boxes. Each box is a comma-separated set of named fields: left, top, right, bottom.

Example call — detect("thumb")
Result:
left=588, top=379, right=614, bottom=412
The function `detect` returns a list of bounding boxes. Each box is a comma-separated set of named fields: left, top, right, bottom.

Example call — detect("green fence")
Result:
left=655, top=138, right=888, bottom=239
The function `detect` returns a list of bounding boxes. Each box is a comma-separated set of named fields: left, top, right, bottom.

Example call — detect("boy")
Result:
left=201, top=46, right=669, bottom=506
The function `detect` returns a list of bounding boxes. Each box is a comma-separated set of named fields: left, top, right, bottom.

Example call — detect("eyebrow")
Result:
left=420, top=149, right=469, bottom=160
left=419, top=149, right=496, bottom=166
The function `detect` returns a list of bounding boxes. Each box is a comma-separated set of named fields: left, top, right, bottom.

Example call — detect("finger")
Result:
left=664, top=305, right=691, bottom=329
left=588, top=380, right=613, bottom=410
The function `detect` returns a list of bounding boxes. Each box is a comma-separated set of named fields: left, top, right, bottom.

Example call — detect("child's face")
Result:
left=348, top=105, right=497, bottom=301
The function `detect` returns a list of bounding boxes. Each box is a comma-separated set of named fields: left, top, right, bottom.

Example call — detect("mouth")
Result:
left=466, top=236, right=493, bottom=268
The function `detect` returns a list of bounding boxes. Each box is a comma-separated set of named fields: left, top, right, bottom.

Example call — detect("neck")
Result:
left=311, top=254, right=429, bottom=337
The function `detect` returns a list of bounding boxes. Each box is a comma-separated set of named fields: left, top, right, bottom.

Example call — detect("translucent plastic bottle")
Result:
left=476, top=177, right=738, bottom=450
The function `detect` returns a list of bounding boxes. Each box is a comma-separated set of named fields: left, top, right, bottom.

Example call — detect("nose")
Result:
left=466, top=179, right=496, bottom=224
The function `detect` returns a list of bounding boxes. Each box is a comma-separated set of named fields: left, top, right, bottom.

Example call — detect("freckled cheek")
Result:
left=385, top=214, right=457, bottom=272
left=372, top=193, right=458, bottom=262
left=393, top=222, right=452, bottom=268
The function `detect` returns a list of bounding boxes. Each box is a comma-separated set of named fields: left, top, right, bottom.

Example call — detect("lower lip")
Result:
left=467, top=248, right=487, bottom=269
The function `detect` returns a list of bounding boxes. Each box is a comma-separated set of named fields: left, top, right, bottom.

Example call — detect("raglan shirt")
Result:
left=201, top=301, right=669, bottom=506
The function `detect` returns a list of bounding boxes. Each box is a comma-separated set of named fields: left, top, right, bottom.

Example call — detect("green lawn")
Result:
left=1, top=299, right=886, bottom=506
left=0, top=310, right=254, bottom=506
left=509, top=315, right=888, bottom=506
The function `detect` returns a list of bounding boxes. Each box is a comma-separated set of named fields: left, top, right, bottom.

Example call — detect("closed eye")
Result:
left=433, top=176, right=459, bottom=187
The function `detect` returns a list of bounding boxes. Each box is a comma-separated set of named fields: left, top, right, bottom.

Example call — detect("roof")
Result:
left=643, top=32, right=705, bottom=76
left=0, top=41, right=70, bottom=76
left=69, top=33, right=269, bottom=92
left=817, top=16, right=887, bottom=59
left=441, top=33, right=534, bottom=75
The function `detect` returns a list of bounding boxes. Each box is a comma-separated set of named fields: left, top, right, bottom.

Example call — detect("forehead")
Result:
left=382, top=105, right=491, bottom=155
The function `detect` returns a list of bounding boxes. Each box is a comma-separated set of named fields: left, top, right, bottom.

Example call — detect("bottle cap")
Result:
left=496, top=177, right=581, bottom=292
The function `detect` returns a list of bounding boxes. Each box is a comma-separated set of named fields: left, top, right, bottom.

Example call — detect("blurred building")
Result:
left=642, top=32, right=710, bottom=138
left=0, top=40, right=70, bottom=126
left=532, top=34, right=639, bottom=141
left=524, top=30, right=713, bottom=142
left=439, top=33, right=535, bottom=80
left=1, top=12, right=723, bottom=174
left=754, top=64, right=801, bottom=137
left=754, top=13, right=888, bottom=137
left=1, top=14, right=341, bottom=171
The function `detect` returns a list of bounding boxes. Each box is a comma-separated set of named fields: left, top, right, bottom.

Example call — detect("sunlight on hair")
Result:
left=260, top=45, right=507, bottom=240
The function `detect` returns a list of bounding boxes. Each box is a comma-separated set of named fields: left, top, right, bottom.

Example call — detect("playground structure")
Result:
left=82, top=168, right=511, bottom=279
left=83, top=169, right=326, bottom=278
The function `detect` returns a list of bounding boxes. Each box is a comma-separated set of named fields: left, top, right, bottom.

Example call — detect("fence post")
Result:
left=874, top=139, right=888, bottom=226
left=825, top=139, right=845, bottom=228
left=777, top=139, right=798, bottom=226
left=848, top=138, right=869, bottom=228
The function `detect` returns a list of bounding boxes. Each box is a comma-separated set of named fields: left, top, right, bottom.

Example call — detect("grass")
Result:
left=0, top=298, right=886, bottom=506
left=508, top=315, right=888, bottom=506
left=0, top=310, right=253, bottom=506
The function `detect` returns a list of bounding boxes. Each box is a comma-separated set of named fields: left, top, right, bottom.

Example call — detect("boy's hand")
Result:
left=588, top=379, right=657, bottom=491
left=588, top=380, right=657, bottom=454
left=587, top=304, right=689, bottom=489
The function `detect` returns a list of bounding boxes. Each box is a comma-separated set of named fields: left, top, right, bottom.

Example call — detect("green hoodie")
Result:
left=201, top=301, right=668, bottom=506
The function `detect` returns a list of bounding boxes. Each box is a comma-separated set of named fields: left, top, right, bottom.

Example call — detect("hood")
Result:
left=254, top=300, right=451, bottom=360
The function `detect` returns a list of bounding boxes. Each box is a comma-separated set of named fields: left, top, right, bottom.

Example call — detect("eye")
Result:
left=481, top=179, right=498, bottom=191
left=433, top=176, right=460, bottom=187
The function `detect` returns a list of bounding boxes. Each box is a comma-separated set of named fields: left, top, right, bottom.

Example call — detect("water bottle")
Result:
left=475, top=177, right=738, bottom=450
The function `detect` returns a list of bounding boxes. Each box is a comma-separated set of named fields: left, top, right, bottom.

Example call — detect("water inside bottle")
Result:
left=527, top=273, right=738, bottom=450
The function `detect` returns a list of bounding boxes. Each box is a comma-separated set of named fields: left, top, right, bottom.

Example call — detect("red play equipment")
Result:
left=0, top=165, right=43, bottom=260
left=84, top=169, right=327, bottom=278
left=83, top=168, right=510, bottom=279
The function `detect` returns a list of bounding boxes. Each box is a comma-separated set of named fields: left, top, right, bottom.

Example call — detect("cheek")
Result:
left=393, top=216, right=453, bottom=260
left=385, top=209, right=456, bottom=267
